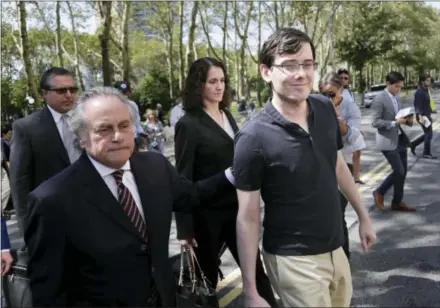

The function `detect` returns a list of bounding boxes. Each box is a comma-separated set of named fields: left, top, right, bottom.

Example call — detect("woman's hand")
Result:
left=179, top=238, right=198, bottom=248
left=1, top=250, right=13, bottom=276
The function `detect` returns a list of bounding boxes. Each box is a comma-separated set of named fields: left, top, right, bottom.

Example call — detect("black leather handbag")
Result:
left=2, top=248, right=33, bottom=308
left=176, top=247, right=219, bottom=308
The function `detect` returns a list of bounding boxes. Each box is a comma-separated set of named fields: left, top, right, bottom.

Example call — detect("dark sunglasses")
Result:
left=46, top=87, right=79, bottom=95
left=322, top=92, right=337, bottom=99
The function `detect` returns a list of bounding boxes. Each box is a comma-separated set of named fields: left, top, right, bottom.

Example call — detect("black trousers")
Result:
left=192, top=209, right=277, bottom=307
left=339, top=163, right=354, bottom=260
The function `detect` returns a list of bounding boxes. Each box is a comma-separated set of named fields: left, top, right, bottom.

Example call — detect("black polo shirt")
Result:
left=233, top=94, right=344, bottom=256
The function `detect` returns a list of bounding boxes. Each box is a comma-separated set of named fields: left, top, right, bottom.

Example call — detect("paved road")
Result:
left=350, top=131, right=440, bottom=307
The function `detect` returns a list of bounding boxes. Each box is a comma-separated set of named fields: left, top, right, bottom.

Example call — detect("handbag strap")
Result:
left=188, top=247, right=212, bottom=290
left=178, top=247, right=197, bottom=292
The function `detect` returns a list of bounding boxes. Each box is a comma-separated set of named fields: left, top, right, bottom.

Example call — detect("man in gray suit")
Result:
left=10, top=67, right=81, bottom=234
left=371, top=72, right=416, bottom=212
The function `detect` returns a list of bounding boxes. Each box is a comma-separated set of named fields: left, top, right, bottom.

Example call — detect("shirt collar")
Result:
left=264, top=96, right=315, bottom=128
left=47, top=105, right=72, bottom=124
left=87, top=154, right=131, bottom=178
left=385, top=89, right=396, bottom=101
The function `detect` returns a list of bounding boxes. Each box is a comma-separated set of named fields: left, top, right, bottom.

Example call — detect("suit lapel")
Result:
left=79, top=153, right=145, bottom=242
left=40, top=106, right=70, bottom=165
left=199, top=109, right=235, bottom=143
left=383, top=91, right=397, bottom=116
left=224, top=109, right=239, bottom=134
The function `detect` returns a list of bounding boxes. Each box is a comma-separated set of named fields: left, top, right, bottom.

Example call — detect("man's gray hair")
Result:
left=68, top=86, right=138, bottom=141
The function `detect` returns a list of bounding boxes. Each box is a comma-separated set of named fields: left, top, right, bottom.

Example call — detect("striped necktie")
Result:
left=112, top=170, right=159, bottom=305
left=112, top=170, right=148, bottom=241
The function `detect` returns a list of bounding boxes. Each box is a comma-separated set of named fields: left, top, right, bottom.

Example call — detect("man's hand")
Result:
left=1, top=251, right=13, bottom=276
left=244, top=294, right=271, bottom=308
left=179, top=238, right=198, bottom=248
left=395, top=118, right=408, bottom=125
left=359, top=217, right=376, bottom=252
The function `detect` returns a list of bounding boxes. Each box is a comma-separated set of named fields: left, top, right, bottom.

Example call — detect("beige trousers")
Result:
left=1, top=166, right=10, bottom=211
left=262, top=247, right=352, bottom=307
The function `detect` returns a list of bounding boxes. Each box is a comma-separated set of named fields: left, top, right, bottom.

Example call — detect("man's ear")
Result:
left=260, top=64, right=272, bottom=84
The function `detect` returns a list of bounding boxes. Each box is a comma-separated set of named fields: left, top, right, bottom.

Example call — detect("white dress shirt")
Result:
left=47, top=105, right=73, bottom=140
left=221, top=111, right=235, bottom=138
left=88, top=155, right=145, bottom=220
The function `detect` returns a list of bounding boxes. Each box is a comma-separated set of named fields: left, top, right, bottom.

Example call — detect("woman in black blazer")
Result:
left=174, top=57, right=276, bottom=306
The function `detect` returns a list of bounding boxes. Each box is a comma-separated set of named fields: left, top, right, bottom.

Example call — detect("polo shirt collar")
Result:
left=263, top=97, right=315, bottom=128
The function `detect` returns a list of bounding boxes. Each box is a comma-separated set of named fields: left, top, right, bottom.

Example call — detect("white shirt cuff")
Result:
left=224, top=168, right=235, bottom=186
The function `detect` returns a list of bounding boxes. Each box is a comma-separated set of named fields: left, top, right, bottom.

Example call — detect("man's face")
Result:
left=3, top=130, right=12, bottom=141
left=387, top=81, right=403, bottom=96
left=260, top=42, right=315, bottom=105
left=42, top=75, right=77, bottom=114
left=339, top=73, right=350, bottom=87
left=81, top=96, right=135, bottom=169
left=423, top=77, right=432, bottom=88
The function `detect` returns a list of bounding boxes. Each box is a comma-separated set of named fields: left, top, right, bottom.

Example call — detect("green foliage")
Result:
left=134, top=67, right=173, bottom=113
left=336, top=3, right=399, bottom=72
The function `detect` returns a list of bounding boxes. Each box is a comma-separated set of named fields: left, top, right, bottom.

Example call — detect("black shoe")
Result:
left=422, top=154, right=438, bottom=159
left=410, top=145, right=416, bottom=156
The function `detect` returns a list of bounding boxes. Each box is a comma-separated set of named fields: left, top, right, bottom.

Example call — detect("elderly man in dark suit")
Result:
left=10, top=67, right=81, bottom=234
left=25, top=87, right=235, bottom=307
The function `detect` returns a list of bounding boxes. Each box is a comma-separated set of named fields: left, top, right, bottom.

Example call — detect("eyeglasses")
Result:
left=46, top=87, right=79, bottom=95
left=322, top=92, right=337, bottom=99
left=272, top=61, right=318, bottom=74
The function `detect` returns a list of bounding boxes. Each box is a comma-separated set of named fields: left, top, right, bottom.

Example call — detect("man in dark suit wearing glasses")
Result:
left=10, top=67, right=81, bottom=234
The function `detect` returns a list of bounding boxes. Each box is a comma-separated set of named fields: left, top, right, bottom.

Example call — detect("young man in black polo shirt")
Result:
left=233, top=28, right=376, bottom=307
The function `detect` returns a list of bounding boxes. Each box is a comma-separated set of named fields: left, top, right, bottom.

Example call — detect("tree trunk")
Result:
left=256, top=1, right=262, bottom=107
left=222, top=2, right=228, bottom=68
left=167, top=2, right=175, bottom=99
left=121, top=2, right=131, bottom=82
left=55, top=1, right=64, bottom=67
left=178, top=1, right=185, bottom=91
left=99, top=2, right=113, bottom=86
left=66, top=2, right=85, bottom=90
left=234, top=1, right=253, bottom=99
left=17, top=1, right=39, bottom=105
left=273, top=1, right=279, bottom=30
left=186, top=1, right=199, bottom=72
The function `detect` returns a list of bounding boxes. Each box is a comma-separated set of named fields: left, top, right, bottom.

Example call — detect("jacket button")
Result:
left=141, top=244, right=147, bottom=251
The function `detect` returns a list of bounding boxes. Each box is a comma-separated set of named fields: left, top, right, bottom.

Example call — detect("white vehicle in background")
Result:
left=364, top=84, right=387, bottom=108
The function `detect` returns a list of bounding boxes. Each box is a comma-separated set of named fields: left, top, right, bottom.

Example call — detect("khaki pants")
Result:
left=262, top=247, right=352, bottom=307
left=1, top=166, right=10, bottom=211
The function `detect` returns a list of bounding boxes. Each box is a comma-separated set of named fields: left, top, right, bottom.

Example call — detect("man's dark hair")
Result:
left=259, top=28, right=316, bottom=68
left=1, top=123, right=12, bottom=137
left=386, top=72, right=405, bottom=85
left=114, top=81, right=131, bottom=94
left=40, top=67, right=74, bottom=92
left=183, top=57, right=231, bottom=112
left=337, top=68, right=349, bottom=75
left=418, top=73, right=431, bottom=86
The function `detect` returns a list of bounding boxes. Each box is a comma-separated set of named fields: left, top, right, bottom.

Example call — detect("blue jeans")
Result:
left=377, top=143, right=408, bottom=204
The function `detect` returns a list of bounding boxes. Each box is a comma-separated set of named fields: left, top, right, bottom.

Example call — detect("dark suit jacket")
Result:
left=10, top=106, right=71, bottom=233
left=1, top=217, right=11, bottom=250
left=174, top=108, right=239, bottom=239
left=25, top=151, right=233, bottom=307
